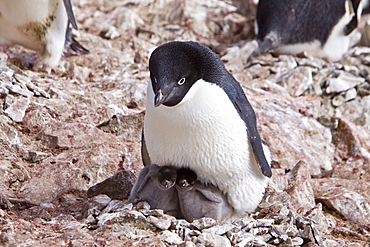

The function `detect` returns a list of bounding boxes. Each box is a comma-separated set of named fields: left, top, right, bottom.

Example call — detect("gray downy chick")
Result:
left=129, top=164, right=182, bottom=217
left=176, top=168, right=235, bottom=223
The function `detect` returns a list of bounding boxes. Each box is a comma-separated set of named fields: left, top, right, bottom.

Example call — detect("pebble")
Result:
left=325, top=71, right=365, bottom=94
left=191, top=217, right=217, bottom=230
left=158, top=230, right=184, bottom=245
left=84, top=185, right=329, bottom=246
left=147, top=215, right=172, bottom=230
left=4, top=97, right=30, bottom=122
left=99, top=26, right=121, bottom=40
left=195, top=232, right=232, bottom=247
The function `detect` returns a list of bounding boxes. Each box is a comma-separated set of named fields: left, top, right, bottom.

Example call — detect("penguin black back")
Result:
left=256, top=0, right=352, bottom=50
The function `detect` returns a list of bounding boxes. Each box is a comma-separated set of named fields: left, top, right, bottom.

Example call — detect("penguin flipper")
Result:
left=63, top=0, right=78, bottom=30
left=141, top=129, right=152, bottom=167
left=344, top=0, right=361, bottom=35
left=235, top=98, right=272, bottom=178
left=195, top=186, right=223, bottom=203
left=131, top=165, right=159, bottom=196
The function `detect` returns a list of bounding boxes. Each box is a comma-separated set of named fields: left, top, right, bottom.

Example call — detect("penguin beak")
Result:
left=154, top=89, right=170, bottom=107
left=154, top=90, right=163, bottom=107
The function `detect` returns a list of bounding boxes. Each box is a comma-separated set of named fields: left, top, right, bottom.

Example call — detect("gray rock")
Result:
left=325, top=71, right=365, bottom=94
left=191, top=217, right=218, bottom=230
left=284, top=161, right=316, bottom=212
left=334, top=96, right=370, bottom=130
left=0, top=115, right=21, bottom=145
left=158, top=230, right=184, bottom=245
left=195, top=232, right=231, bottom=247
left=87, top=170, right=136, bottom=200
left=312, top=178, right=370, bottom=227
left=147, top=215, right=173, bottom=230
left=252, top=96, right=335, bottom=177
left=13, top=73, right=50, bottom=98
left=100, top=26, right=121, bottom=40
left=277, top=66, right=313, bottom=97
left=203, top=223, right=236, bottom=235
left=4, top=97, right=30, bottom=122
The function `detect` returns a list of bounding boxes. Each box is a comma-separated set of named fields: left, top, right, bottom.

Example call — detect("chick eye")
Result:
left=177, top=77, right=186, bottom=85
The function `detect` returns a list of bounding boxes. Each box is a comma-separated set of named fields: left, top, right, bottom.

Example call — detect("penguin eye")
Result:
left=177, top=77, right=186, bottom=85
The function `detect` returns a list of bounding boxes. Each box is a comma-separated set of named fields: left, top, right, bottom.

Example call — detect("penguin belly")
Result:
left=0, top=0, right=68, bottom=66
left=144, top=79, right=268, bottom=213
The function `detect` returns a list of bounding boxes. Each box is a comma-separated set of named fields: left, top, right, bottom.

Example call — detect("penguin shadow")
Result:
left=129, top=164, right=235, bottom=223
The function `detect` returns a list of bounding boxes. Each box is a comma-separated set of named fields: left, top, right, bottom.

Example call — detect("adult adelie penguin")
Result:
left=254, top=0, right=363, bottom=61
left=0, top=0, right=89, bottom=67
left=142, top=41, right=272, bottom=215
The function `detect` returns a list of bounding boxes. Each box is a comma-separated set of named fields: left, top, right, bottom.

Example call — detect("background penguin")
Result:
left=176, top=168, right=235, bottom=223
left=143, top=41, right=272, bottom=215
left=129, top=164, right=182, bottom=217
left=254, top=0, right=363, bottom=61
left=0, top=0, right=89, bottom=67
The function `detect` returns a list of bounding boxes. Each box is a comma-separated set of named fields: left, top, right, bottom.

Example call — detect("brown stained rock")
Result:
left=250, top=94, right=334, bottom=177
left=284, top=161, right=315, bottom=212
left=17, top=142, right=129, bottom=204
left=4, top=97, right=30, bottom=123
left=311, top=178, right=370, bottom=228
left=331, top=118, right=363, bottom=161
left=331, top=118, right=370, bottom=163
left=87, top=170, right=137, bottom=200
left=97, top=111, right=145, bottom=143
left=276, top=66, right=313, bottom=97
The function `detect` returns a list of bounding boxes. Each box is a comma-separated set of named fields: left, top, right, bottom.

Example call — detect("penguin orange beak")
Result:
left=154, top=89, right=170, bottom=107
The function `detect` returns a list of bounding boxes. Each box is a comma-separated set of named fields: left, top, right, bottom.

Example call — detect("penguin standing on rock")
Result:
left=0, top=0, right=89, bottom=67
left=142, top=41, right=272, bottom=216
left=254, top=0, right=363, bottom=61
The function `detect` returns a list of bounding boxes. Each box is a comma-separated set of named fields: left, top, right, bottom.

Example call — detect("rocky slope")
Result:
left=0, top=0, right=369, bottom=246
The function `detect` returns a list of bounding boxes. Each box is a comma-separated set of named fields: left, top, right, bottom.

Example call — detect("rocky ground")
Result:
left=0, top=0, right=369, bottom=246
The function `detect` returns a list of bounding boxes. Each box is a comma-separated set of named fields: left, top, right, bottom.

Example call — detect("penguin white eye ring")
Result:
left=178, top=78, right=186, bottom=85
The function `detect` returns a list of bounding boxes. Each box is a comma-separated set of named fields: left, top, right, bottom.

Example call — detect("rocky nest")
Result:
left=0, top=0, right=369, bottom=246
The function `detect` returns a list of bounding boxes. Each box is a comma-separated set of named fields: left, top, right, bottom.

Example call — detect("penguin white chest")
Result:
left=144, top=79, right=268, bottom=213
left=0, top=0, right=68, bottom=66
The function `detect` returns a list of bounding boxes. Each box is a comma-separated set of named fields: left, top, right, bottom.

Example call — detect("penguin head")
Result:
left=176, top=168, right=197, bottom=191
left=157, top=166, right=177, bottom=189
left=148, top=41, right=224, bottom=107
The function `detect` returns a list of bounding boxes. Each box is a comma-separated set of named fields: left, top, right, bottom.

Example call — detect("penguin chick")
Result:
left=176, top=168, right=235, bottom=223
left=254, top=0, right=363, bottom=61
left=129, top=164, right=182, bottom=217
left=0, top=0, right=88, bottom=67
left=143, top=41, right=272, bottom=215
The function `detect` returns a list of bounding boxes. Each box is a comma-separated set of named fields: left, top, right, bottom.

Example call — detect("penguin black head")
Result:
left=176, top=168, right=198, bottom=189
left=148, top=41, right=225, bottom=107
left=157, top=166, right=178, bottom=189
